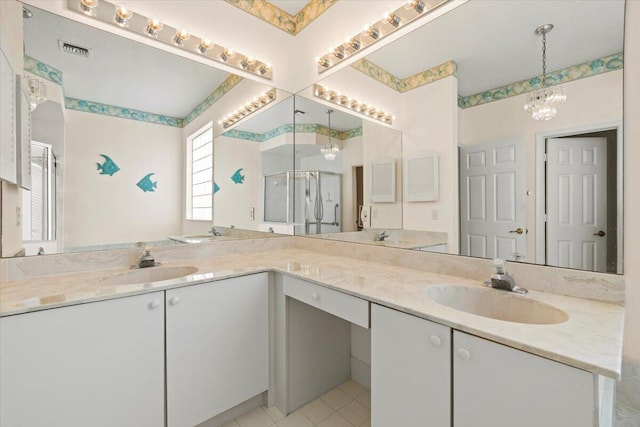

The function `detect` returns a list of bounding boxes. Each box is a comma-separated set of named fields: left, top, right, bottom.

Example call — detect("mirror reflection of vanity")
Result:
left=303, top=0, right=625, bottom=274
left=0, top=0, right=626, bottom=276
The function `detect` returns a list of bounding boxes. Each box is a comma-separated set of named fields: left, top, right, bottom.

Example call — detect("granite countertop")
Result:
left=0, top=248, right=624, bottom=380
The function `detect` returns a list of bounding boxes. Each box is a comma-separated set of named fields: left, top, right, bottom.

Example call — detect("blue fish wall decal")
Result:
left=231, top=168, right=245, bottom=184
left=96, top=154, right=120, bottom=176
left=214, top=182, right=220, bottom=193
left=137, top=173, right=158, bottom=192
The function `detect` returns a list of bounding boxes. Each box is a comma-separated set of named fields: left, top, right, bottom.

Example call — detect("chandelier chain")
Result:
left=541, top=30, right=547, bottom=87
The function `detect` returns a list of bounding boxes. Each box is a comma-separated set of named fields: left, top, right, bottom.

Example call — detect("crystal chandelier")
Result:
left=524, top=24, right=566, bottom=121
left=321, top=109, right=340, bottom=161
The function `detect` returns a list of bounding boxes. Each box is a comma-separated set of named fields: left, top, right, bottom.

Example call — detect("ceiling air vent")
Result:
left=58, top=40, right=91, bottom=58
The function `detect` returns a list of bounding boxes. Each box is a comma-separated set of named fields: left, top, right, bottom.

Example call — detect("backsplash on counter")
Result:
left=0, top=237, right=295, bottom=282
left=1, top=235, right=624, bottom=306
left=294, top=237, right=625, bottom=305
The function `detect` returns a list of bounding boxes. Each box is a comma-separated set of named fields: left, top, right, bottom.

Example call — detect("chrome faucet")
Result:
left=375, top=230, right=390, bottom=241
left=484, top=258, right=527, bottom=294
left=138, top=248, right=155, bottom=268
left=209, top=226, right=222, bottom=236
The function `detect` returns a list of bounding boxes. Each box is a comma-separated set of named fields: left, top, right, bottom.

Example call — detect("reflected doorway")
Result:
left=355, top=166, right=363, bottom=231
left=541, top=129, right=620, bottom=273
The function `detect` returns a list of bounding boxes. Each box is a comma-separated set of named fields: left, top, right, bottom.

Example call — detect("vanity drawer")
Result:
left=284, top=276, right=369, bottom=328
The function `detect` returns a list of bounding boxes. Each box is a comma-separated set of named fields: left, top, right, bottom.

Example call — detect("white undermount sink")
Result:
left=100, top=266, right=199, bottom=286
left=424, top=285, right=568, bottom=325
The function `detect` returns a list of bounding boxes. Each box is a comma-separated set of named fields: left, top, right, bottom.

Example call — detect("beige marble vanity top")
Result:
left=0, top=247, right=624, bottom=380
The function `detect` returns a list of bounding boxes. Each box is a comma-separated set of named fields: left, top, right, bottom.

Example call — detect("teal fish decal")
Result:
left=214, top=182, right=220, bottom=193
left=136, top=173, right=157, bottom=192
left=231, top=168, right=245, bottom=184
left=96, top=154, right=120, bottom=176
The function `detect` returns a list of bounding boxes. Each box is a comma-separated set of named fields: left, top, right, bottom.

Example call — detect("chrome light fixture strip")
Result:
left=316, top=0, right=450, bottom=74
left=313, top=84, right=393, bottom=125
left=68, top=0, right=273, bottom=80
left=222, top=88, right=276, bottom=128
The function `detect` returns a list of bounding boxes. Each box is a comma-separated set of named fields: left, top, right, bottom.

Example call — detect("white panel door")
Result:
left=0, top=292, right=165, bottom=427
left=460, top=137, right=526, bottom=261
left=454, top=331, right=594, bottom=427
left=547, top=137, right=608, bottom=272
left=166, top=273, right=269, bottom=427
left=371, top=304, right=451, bottom=427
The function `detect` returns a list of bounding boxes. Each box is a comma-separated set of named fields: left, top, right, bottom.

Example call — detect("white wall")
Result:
left=459, top=71, right=623, bottom=262
left=623, top=0, right=639, bottom=364
left=63, top=110, right=183, bottom=247
left=402, top=76, right=459, bottom=252
left=212, top=135, right=261, bottom=230
left=341, top=136, right=363, bottom=232
left=363, top=120, right=403, bottom=229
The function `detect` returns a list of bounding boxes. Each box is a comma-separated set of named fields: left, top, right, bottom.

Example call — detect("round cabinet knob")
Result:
left=169, top=296, right=181, bottom=306
left=311, top=292, right=320, bottom=301
left=148, top=300, right=161, bottom=310
left=457, top=348, right=471, bottom=361
left=429, top=335, right=442, bottom=347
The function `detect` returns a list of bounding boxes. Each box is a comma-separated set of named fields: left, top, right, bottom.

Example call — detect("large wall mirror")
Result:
left=8, top=5, right=291, bottom=257
left=2, top=0, right=625, bottom=277
left=301, top=0, right=625, bottom=274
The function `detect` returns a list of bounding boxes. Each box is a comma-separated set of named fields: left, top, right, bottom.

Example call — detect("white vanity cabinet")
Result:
left=371, top=305, right=604, bottom=427
left=0, top=292, right=165, bottom=427
left=371, top=304, right=451, bottom=427
left=166, top=273, right=269, bottom=427
left=453, top=331, right=595, bottom=427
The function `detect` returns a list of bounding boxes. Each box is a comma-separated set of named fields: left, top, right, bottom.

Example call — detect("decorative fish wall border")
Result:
left=137, top=173, right=158, bottom=193
left=231, top=168, right=245, bottom=184
left=96, top=154, right=120, bottom=176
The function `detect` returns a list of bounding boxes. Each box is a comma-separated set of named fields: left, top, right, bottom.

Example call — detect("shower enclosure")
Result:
left=263, top=170, right=342, bottom=235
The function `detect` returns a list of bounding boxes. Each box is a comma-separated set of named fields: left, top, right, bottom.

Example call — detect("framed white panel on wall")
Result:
left=370, top=158, right=396, bottom=203
left=0, top=48, right=17, bottom=184
left=16, top=76, right=31, bottom=190
left=404, top=153, right=439, bottom=202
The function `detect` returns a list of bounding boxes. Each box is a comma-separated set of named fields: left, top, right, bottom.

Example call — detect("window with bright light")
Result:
left=186, top=123, right=213, bottom=220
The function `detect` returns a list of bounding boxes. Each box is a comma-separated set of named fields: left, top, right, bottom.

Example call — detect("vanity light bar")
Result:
left=68, top=0, right=273, bottom=80
left=315, top=0, right=448, bottom=74
left=221, top=88, right=276, bottom=128
left=313, top=84, right=393, bottom=125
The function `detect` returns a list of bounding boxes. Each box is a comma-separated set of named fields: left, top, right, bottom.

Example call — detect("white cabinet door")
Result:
left=371, top=304, right=451, bottom=427
left=166, top=273, right=269, bottom=427
left=0, top=292, right=165, bottom=427
left=454, top=331, right=594, bottom=427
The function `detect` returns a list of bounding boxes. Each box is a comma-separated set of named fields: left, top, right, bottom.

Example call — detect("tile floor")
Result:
left=222, top=379, right=371, bottom=427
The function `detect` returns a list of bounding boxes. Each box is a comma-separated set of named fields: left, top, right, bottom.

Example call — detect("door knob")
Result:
left=456, top=348, right=471, bottom=361
left=148, top=300, right=161, bottom=310
left=593, top=230, right=606, bottom=237
left=429, top=335, right=442, bottom=347
left=509, top=228, right=524, bottom=235
left=169, top=296, right=181, bottom=306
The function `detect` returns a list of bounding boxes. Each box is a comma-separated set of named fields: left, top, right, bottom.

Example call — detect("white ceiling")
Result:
left=366, top=0, right=625, bottom=96
left=23, top=6, right=232, bottom=118
left=21, top=1, right=625, bottom=121
left=234, top=95, right=362, bottom=134
left=268, top=1, right=310, bottom=16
